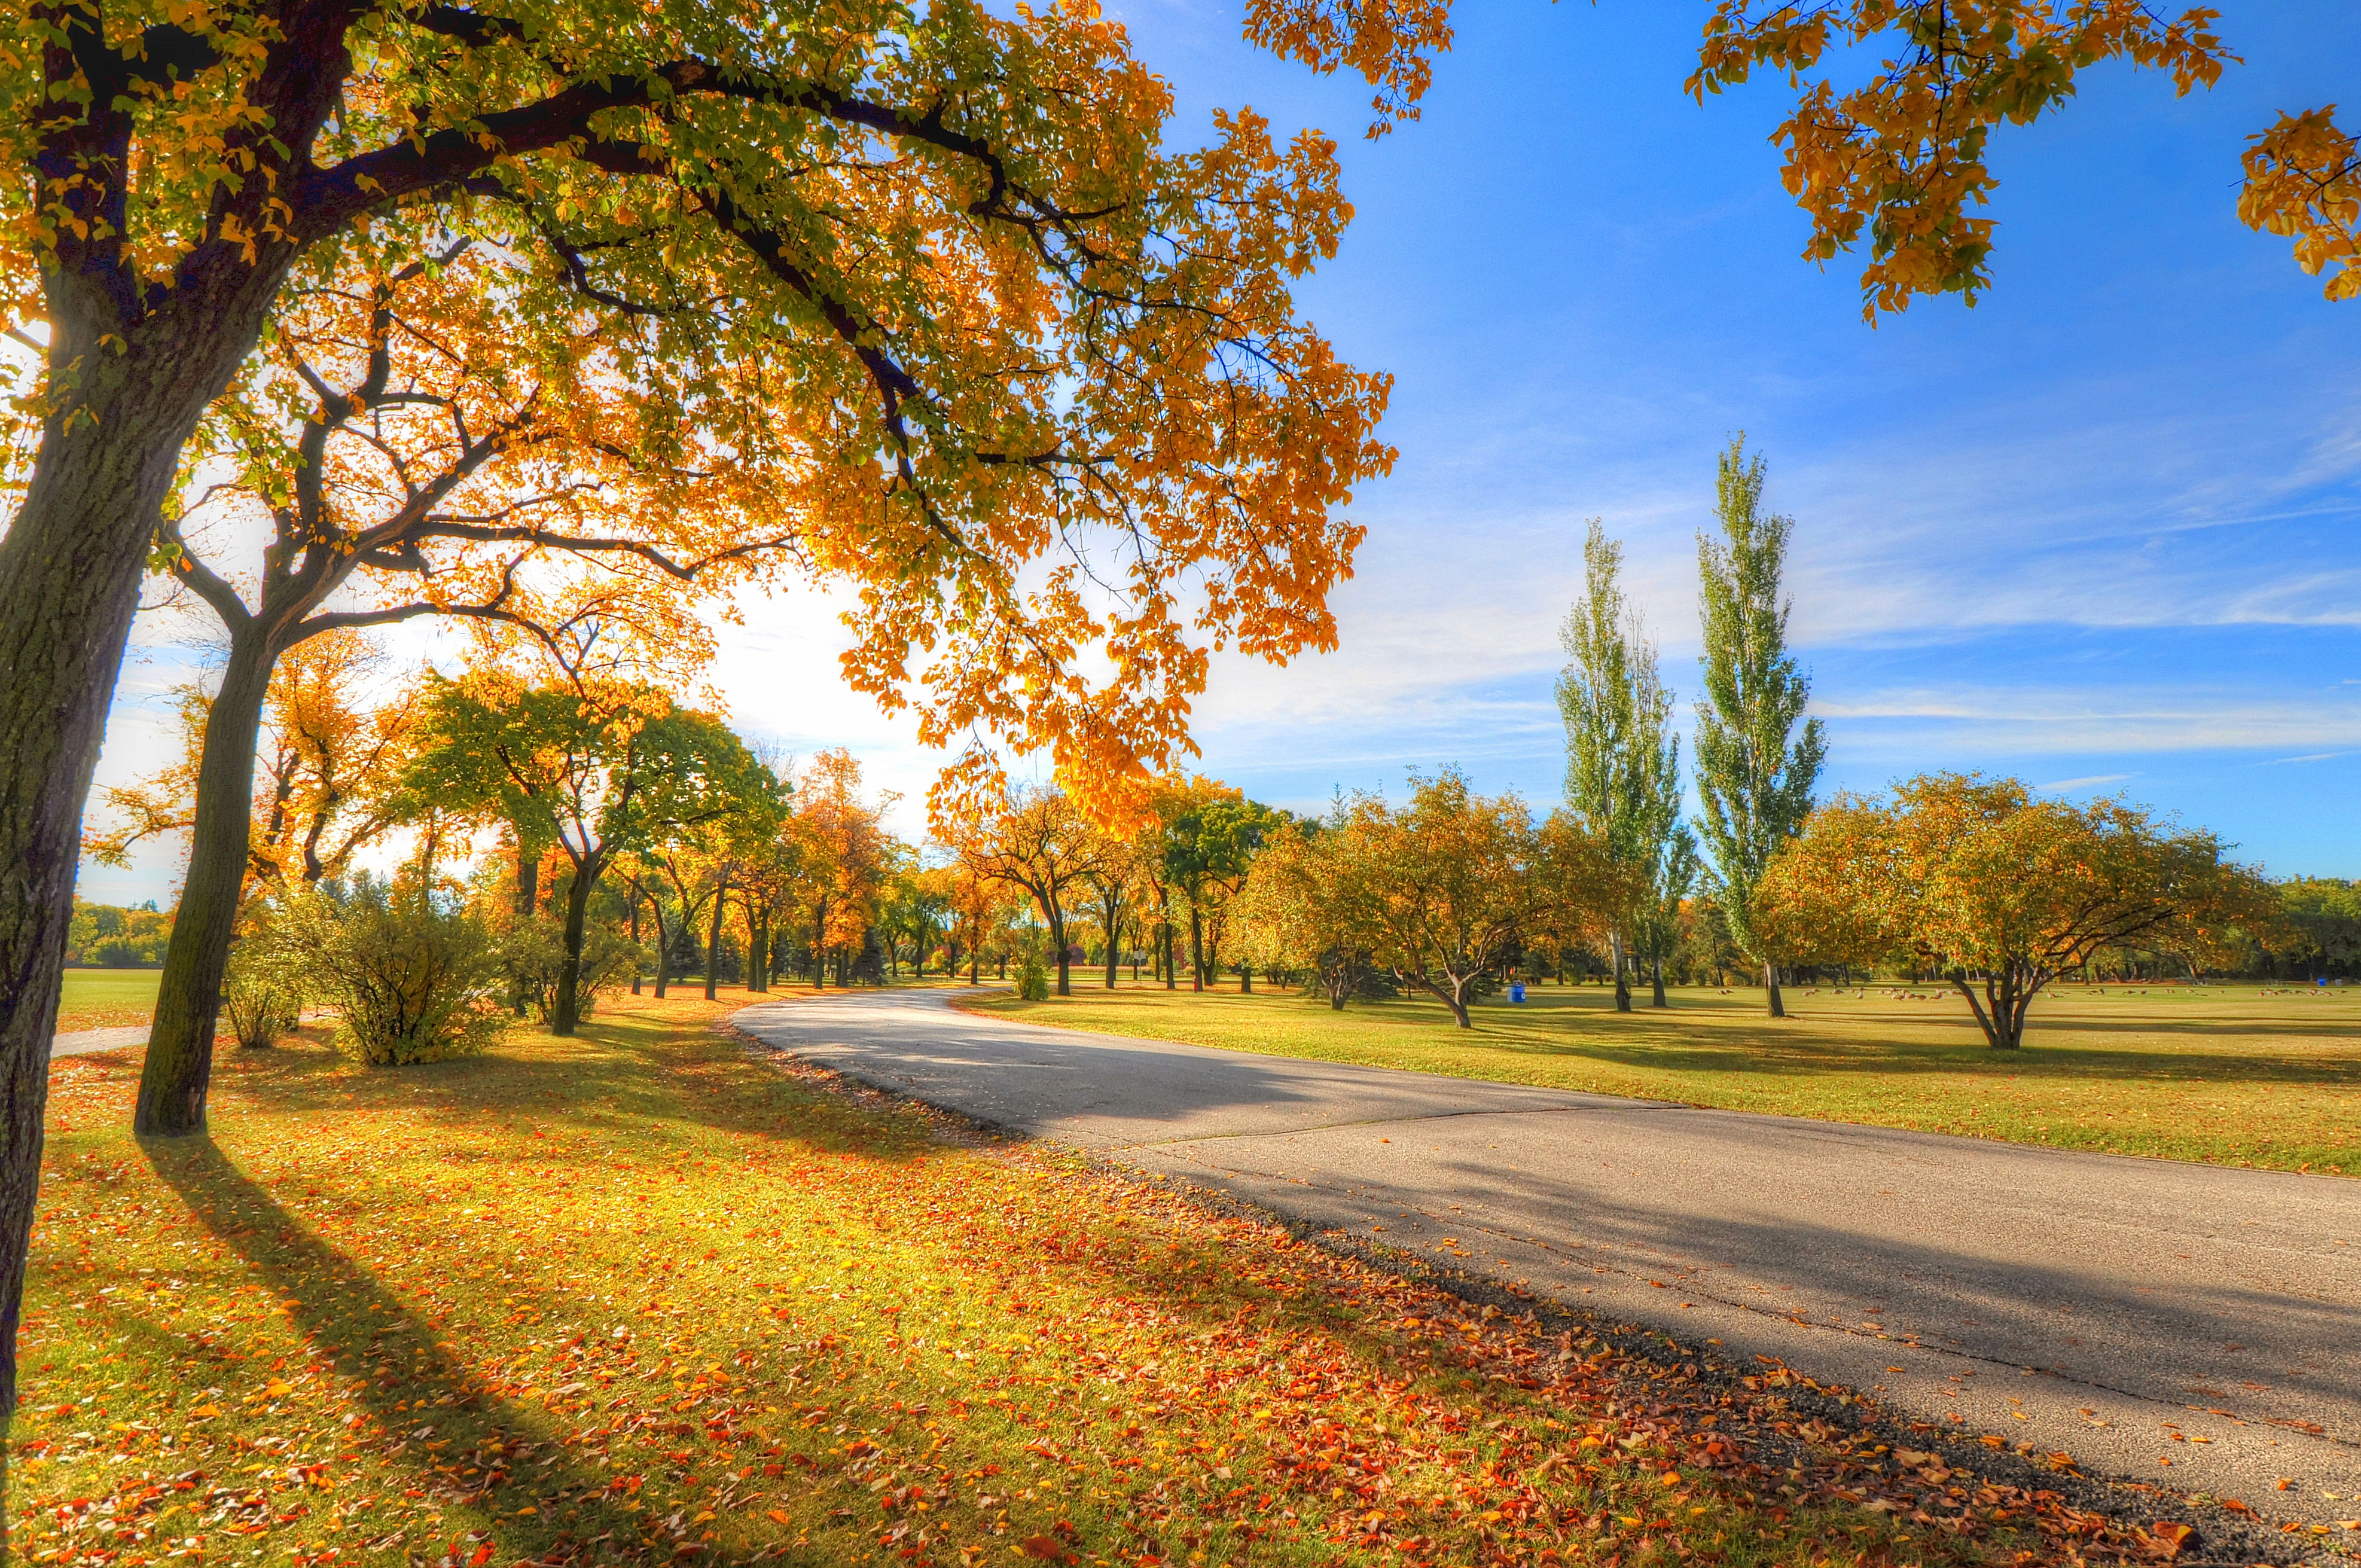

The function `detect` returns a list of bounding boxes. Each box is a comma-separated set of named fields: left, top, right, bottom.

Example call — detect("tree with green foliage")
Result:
left=1150, top=782, right=1282, bottom=992
left=403, top=678, right=773, bottom=1035
left=880, top=854, right=952, bottom=980
left=1692, top=438, right=1826, bottom=1019
left=1630, top=831, right=1701, bottom=1007
left=1558, top=519, right=1692, bottom=1011
left=2265, top=879, right=2361, bottom=981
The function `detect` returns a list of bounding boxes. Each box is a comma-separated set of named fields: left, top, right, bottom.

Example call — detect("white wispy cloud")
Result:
left=2035, top=773, right=2136, bottom=792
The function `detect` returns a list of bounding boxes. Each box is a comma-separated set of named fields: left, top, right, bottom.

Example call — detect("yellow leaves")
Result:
left=2240, top=105, right=2361, bottom=300
left=1242, top=0, right=1453, bottom=137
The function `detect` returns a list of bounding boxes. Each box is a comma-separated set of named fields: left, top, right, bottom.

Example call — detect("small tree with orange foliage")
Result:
left=951, top=786, right=1116, bottom=998
left=1759, top=774, right=2281, bottom=1048
left=798, top=751, right=893, bottom=989
left=88, top=630, right=416, bottom=895
left=1342, top=770, right=1626, bottom=1029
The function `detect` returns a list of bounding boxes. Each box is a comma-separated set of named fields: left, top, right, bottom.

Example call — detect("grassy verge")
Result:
left=963, top=982, right=2360, bottom=1175
left=55, top=969, right=164, bottom=1033
left=9, top=989, right=2194, bottom=1568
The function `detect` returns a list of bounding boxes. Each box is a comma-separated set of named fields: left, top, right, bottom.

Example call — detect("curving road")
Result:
left=732, top=989, right=2361, bottom=1521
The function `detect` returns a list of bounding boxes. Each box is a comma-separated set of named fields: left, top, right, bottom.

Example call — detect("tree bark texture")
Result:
left=135, top=634, right=275, bottom=1134
left=1610, top=931, right=1631, bottom=1013
left=703, top=879, right=728, bottom=1002
left=1763, top=961, right=1785, bottom=1018
left=1650, top=959, right=1668, bottom=1008
left=552, top=855, right=600, bottom=1035
left=1953, top=966, right=2036, bottom=1048
left=0, top=286, right=283, bottom=1412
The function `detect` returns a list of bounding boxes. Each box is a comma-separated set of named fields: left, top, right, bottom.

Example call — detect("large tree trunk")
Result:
left=1650, top=957, right=1668, bottom=1008
left=1609, top=931, right=1631, bottom=1012
left=746, top=906, right=767, bottom=994
left=552, top=855, right=599, bottom=1036
left=704, top=880, right=728, bottom=1002
left=1239, top=963, right=1252, bottom=994
left=1954, top=966, right=2037, bottom=1048
left=1188, top=907, right=1204, bottom=992
left=135, top=631, right=275, bottom=1135
left=1051, top=909, right=1070, bottom=996
left=1103, top=911, right=1119, bottom=989
left=517, top=846, right=538, bottom=915
left=651, top=905, right=670, bottom=999
left=1764, top=961, right=1785, bottom=1018
left=1162, top=923, right=1176, bottom=990
left=0, top=297, right=267, bottom=1414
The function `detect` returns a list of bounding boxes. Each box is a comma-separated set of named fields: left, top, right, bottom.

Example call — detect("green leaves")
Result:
left=1692, top=437, right=1824, bottom=966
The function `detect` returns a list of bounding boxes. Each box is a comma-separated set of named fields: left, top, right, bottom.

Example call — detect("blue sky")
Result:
left=81, top=1, right=2361, bottom=903
left=1107, top=0, right=2361, bottom=877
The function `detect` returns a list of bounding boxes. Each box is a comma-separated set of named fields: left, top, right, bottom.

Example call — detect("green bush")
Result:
left=1014, top=956, right=1050, bottom=1002
left=497, top=914, right=643, bottom=1023
left=287, top=873, right=505, bottom=1066
left=219, top=914, right=307, bottom=1050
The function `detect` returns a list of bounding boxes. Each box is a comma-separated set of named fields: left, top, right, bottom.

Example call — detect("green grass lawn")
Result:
left=966, top=980, right=2361, bottom=1176
left=53, top=968, right=162, bottom=1033
left=12, top=988, right=2146, bottom=1568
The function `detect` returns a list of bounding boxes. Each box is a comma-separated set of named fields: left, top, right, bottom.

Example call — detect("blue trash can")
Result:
left=1509, top=981, right=1527, bottom=1004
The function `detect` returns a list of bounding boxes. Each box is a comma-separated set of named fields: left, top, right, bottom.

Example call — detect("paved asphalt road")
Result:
left=734, top=989, right=2361, bottom=1524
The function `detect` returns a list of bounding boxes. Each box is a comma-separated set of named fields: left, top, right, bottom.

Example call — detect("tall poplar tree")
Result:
left=1557, top=520, right=1687, bottom=1012
left=1692, top=439, right=1826, bottom=1019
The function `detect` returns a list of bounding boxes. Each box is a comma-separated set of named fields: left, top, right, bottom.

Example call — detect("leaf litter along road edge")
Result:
left=724, top=1019, right=2353, bottom=1568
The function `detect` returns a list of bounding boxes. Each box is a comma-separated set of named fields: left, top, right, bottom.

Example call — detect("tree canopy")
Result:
left=1758, top=773, right=2282, bottom=1048
left=404, top=676, right=773, bottom=1032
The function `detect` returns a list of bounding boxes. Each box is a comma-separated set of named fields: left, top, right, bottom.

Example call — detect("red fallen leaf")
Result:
left=469, top=1546, right=495, bottom=1567
left=1019, top=1536, right=1063, bottom=1560
left=2152, top=1522, right=2196, bottom=1557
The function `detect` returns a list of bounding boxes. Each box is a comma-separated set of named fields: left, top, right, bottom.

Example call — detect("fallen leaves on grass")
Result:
left=9, top=994, right=2235, bottom=1568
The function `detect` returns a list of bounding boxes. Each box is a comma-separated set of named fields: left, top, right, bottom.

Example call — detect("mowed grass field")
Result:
left=54, top=969, right=163, bottom=1033
left=11, top=987, right=2151, bottom=1568
left=968, top=980, right=2361, bottom=1176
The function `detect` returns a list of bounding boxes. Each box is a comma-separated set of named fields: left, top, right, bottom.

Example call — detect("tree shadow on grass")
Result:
left=138, top=1132, right=670, bottom=1566
left=204, top=1007, right=940, bottom=1169
left=1427, top=1014, right=2361, bottom=1088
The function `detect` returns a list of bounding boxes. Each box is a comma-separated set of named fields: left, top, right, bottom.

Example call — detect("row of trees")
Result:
left=945, top=770, right=1636, bottom=1030
left=1558, top=438, right=1825, bottom=1018
left=0, top=0, right=1449, bottom=1417
left=1552, top=438, right=2288, bottom=1048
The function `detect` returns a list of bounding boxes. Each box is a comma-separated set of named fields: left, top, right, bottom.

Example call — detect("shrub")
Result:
left=1014, top=956, right=1050, bottom=1002
left=287, top=873, right=505, bottom=1066
left=497, top=914, right=643, bottom=1024
left=219, top=916, right=307, bottom=1050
